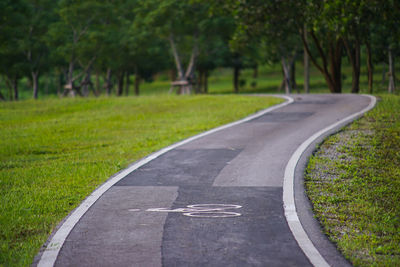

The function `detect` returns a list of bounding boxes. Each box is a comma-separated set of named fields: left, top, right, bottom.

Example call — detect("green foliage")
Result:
left=305, top=95, right=400, bottom=266
left=0, top=95, right=282, bottom=266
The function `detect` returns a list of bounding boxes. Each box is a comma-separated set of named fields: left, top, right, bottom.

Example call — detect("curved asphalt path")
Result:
left=35, top=94, right=375, bottom=267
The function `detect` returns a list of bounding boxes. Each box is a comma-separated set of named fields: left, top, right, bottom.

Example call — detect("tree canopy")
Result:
left=0, top=0, right=399, bottom=99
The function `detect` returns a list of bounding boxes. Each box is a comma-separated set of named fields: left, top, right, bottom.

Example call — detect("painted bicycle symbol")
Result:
left=145, top=204, right=242, bottom=218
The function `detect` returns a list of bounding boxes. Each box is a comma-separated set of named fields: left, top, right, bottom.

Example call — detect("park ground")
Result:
left=0, top=62, right=399, bottom=266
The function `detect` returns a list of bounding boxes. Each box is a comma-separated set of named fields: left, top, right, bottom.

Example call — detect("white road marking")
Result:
left=146, top=204, right=242, bottom=218
left=37, top=95, right=292, bottom=267
left=128, top=209, right=141, bottom=212
left=283, top=95, right=376, bottom=267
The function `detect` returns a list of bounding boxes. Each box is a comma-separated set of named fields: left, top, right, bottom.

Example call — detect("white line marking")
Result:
left=37, top=95, right=292, bottom=267
left=146, top=204, right=242, bottom=218
left=283, top=95, right=376, bottom=267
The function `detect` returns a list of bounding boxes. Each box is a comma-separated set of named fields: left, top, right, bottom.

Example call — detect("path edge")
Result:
left=282, top=94, right=377, bottom=267
left=35, top=95, right=293, bottom=267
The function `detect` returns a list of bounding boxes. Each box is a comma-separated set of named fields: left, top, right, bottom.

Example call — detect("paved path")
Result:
left=36, top=94, right=374, bottom=267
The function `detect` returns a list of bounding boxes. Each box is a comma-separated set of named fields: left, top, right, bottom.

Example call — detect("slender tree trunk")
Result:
left=388, top=47, right=396, bottom=93
left=366, top=42, right=373, bottom=94
left=64, top=61, right=75, bottom=97
left=32, top=71, right=39, bottom=99
left=182, top=38, right=199, bottom=95
left=134, top=66, right=140, bottom=96
left=81, top=68, right=92, bottom=97
left=290, top=59, right=298, bottom=93
left=12, top=76, right=18, bottom=101
left=303, top=25, right=310, bottom=93
left=204, top=70, right=208, bottom=94
left=116, top=71, right=124, bottom=96
left=197, top=70, right=203, bottom=93
left=125, top=72, right=130, bottom=96
left=253, top=65, right=258, bottom=78
left=105, top=68, right=112, bottom=95
left=279, top=67, right=285, bottom=92
left=234, top=65, right=240, bottom=93
left=169, top=34, right=184, bottom=80
left=281, top=57, right=292, bottom=94
left=95, top=71, right=101, bottom=95
left=328, top=40, right=343, bottom=93
left=344, top=38, right=361, bottom=93
left=352, top=42, right=361, bottom=94
left=0, top=76, right=5, bottom=100
left=134, top=75, right=140, bottom=96
left=6, top=79, right=12, bottom=100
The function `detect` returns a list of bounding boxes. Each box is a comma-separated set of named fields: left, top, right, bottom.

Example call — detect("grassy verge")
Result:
left=0, top=95, right=283, bottom=266
left=305, top=95, right=400, bottom=266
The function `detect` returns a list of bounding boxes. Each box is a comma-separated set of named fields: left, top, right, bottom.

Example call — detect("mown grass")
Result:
left=0, top=95, right=283, bottom=266
left=305, top=95, right=400, bottom=266
left=3, top=60, right=397, bottom=100
left=141, top=62, right=397, bottom=96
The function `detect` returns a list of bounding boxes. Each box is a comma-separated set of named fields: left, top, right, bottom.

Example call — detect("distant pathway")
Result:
left=36, top=94, right=375, bottom=267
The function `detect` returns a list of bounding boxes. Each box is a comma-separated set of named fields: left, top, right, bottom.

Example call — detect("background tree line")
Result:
left=0, top=0, right=399, bottom=101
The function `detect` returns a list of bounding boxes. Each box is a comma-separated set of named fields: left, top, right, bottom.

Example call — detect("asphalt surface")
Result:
left=37, top=94, right=373, bottom=267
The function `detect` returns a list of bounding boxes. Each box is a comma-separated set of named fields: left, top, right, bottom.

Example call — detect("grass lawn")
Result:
left=4, top=60, right=396, bottom=100
left=305, top=95, right=400, bottom=266
left=0, top=95, right=283, bottom=266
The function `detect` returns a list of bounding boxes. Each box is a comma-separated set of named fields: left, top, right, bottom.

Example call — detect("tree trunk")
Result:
left=169, top=34, right=184, bottom=80
left=281, top=57, right=292, bottom=94
left=328, top=39, right=343, bottom=93
left=12, top=76, right=18, bottom=101
left=64, top=61, right=75, bottom=97
left=301, top=29, right=343, bottom=93
left=125, top=72, right=130, bottom=96
left=32, top=71, right=39, bottom=99
left=352, top=42, right=361, bottom=94
left=388, top=47, right=396, bottom=93
left=197, top=70, right=204, bottom=94
left=234, top=65, right=240, bottom=93
left=95, top=71, right=101, bottom=95
left=303, top=25, right=310, bottom=93
left=182, top=38, right=199, bottom=95
left=204, top=70, right=208, bottom=94
left=134, top=66, right=140, bottom=96
left=344, top=38, right=361, bottom=93
left=116, top=71, right=124, bottom=96
left=0, top=76, right=5, bottom=100
left=366, top=42, right=373, bottom=94
left=81, top=68, right=92, bottom=97
left=290, top=59, right=298, bottom=93
left=105, top=68, right=112, bottom=95
left=253, top=65, right=258, bottom=78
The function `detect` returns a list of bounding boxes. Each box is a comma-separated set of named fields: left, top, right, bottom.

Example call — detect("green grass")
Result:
left=305, top=95, right=400, bottom=266
left=141, top=62, right=398, bottom=96
left=0, top=95, right=282, bottom=266
left=3, top=60, right=398, bottom=100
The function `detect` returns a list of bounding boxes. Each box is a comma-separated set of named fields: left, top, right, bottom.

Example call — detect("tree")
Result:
left=0, top=0, right=29, bottom=100
left=47, top=0, right=109, bottom=96
left=221, top=0, right=302, bottom=94
left=20, top=0, right=56, bottom=99
left=136, top=0, right=227, bottom=94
